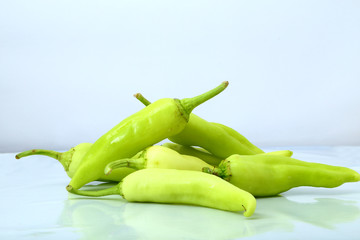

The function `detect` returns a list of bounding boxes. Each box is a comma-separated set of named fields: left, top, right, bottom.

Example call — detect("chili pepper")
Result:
left=162, top=142, right=293, bottom=166
left=67, top=168, right=257, bottom=217
left=104, top=145, right=213, bottom=175
left=67, top=82, right=228, bottom=190
left=203, top=154, right=360, bottom=197
left=262, top=149, right=293, bottom=157
left=135, top=94, right=295, bottom=160
left=209, top=122, right=264, bottom=154
left=161, top=142, right=223, bottom=166
left=134, top=93, right=264, bottom=159
left=15, top=143, right=134, bottom=181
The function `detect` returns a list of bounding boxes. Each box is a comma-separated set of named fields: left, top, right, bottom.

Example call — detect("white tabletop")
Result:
left=1, top=146, right=360, bottom=240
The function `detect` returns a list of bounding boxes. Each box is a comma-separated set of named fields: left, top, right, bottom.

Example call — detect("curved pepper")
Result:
left=161, top=142, right=223, bottom=166
left=162, top=142, right=293, bottom=166
left=104, top=145, right=213, bottom=174
left=67, top=168, right=257, bottom=217
left=134, top=93, right=263, bottom=159
left=203, top=154, right=360, bottom=197
left=67, top=82, right=228, bottom=190
left=15, top=143, right=134, bottom=182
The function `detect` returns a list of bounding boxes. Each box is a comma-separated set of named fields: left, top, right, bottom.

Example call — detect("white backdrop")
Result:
left=1, top=0, right=359, bottom=152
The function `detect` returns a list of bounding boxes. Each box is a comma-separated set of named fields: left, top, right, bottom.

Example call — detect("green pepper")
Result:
left=134, top=93, right=263, bottom=158
left=67, top=168, right=257, bottom=217
left=15, top=143, right=134, bottom=181
left=203, top=154, right=360, bottom=197
left=67, top=82, right=228, bottom=190
left=161, top=142, right=223, bottom=166
left=162, top=142, right=293, bottom=166
left=104, top=145, right=213, bottom=174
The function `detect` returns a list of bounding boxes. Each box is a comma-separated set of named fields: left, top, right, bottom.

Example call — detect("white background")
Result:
left=1, top=0, right=359, bottom=152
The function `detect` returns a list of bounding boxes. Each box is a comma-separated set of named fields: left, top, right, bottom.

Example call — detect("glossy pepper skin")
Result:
left=67, top=82, right=228, bottom=190
left=162, top=142, right=293, bottom=166
left=15, top=143, right=134, bottom=182
left=168, top=114, right=264, bottom=158
left=134, top=94, right=264, bottom=159
left=161, top=142, right=223, bottom=166
left=104, top=145, right=213, bottom=174
left=203, top=154, right=360, bottom=197
left=67, top=168, right=257, bottom=217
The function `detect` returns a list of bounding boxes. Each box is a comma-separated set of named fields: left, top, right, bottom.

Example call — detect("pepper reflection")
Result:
left=59, top=185, right=360, bottom=239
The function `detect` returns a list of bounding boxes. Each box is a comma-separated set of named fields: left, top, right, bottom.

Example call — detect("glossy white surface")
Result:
left=1, top=146, right=360, bottom=240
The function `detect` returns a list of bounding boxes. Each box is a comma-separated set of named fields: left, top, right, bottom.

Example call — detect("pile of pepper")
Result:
left=16, top=82, right=360, bottom=217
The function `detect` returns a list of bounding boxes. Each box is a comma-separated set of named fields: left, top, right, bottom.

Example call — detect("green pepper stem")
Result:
left=180, top=81, right=229, bottom=116
left=15, top=149, right=61, bottom=160
left=202, top=166, right=221, bottom=176
left=104, top=158, right=146, bottom=175
left=134, top=82, right=228, bottom=120
left=66, top=183, right=121, bottom=197
left=134, top=93, right=151, bottom=106
left=15, top=148, right=70, bottom=170
left=203, top=166, right=231, bottom=182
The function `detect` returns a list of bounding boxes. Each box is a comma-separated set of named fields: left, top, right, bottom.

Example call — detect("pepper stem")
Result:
left=15, top=149, right=70, bottom=170
left=134, top=82, right=229, bottom=118
left=15, top=149, right=61, bottom=160
left=179, top=81, right=229, bottom=116
left=202, top=166, right=222, bottom=177
left=134, top=93, right=151, bottom=106
left=105, top=158, right=146, bottom=175
left=66, top=183, right=121, bottom=197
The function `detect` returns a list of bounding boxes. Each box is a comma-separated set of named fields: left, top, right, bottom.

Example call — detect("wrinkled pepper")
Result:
left=203, top=154, right=360, bottom=197
left=162, top=142, right=293, bottom=166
